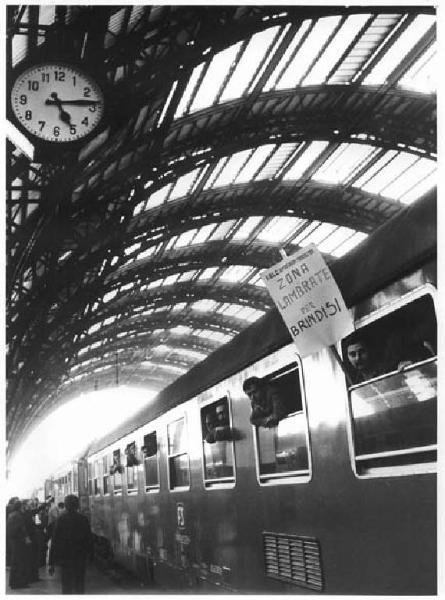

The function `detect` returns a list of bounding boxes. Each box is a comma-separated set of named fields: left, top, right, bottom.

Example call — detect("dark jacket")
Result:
left=49, top=511, right=92, bottom=565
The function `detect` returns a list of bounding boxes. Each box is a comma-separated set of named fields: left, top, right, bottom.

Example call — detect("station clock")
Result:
left=10, top=62, right=105, bottom=144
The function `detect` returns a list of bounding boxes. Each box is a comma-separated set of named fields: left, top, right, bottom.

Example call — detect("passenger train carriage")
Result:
left=70, top=193, right=435, bottom=594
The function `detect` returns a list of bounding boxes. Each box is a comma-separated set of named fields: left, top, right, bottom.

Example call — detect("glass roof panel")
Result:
left=203, top=157, right=228, bottom=190
left=398, top=171, right=436, bottom=205
left=360, top=152, right=418, bottom=195
left=195, top=330, right=234, bottom=344
left=331, top=231, right=368, bottom=257
left=363, top=15, right=434, bottom=85
left=39, top=5, right=56, bottom=26
left=249, top=272, right=266, bottom=288
left=193, top=223, right=217, bottom=245
left=399, top=43, right=436, bottom=93
left=198, top=267, right=219, bottom=281
left=381, top=157, right=435, bottom=200
left=283, top=141, right=329, bottom=179
left=192, top=299, right=219, bottom=312
left=317, top=225, right=356, bottom=254
left=290, top=221, right=320, bottom=244
left=190, top=42, right=242, bottom=112
left=277, top=16, right=341, bottom=89
left=147, top=183, right=172, bottom=208
left=236, top=307, right=266, bottom=322
left=352, top=150, right=397, bottom=188
left=257, top=143, right=300, bottom=180
left=312, top=143, right=377, bottom=184
left=177, top=270, right=197, bottom=283
left=220, top=26, right=280, bottom=102
left=235, top=145, right=276, bottom=183
left=174, top=229, right=198, bottom=248
left=174, top=63, right=205, bottom=118
left=304, top=14, right=371, bottom=85
left=169, top=168, right=201, bottom=199
left=162, top=274, right=179, bottom=286
left=208, top=220, right=237, bottom=241
left=299, top=222, right=338, bottom=247
left=263, top=20, right=313, bottom=91
left=232, top=216, right=263, bottom=240
left=257, top=217, right=304, bottom=243
left=212, top=150, right=252, bottom=188
left=219, top=265, right=254, bottom=283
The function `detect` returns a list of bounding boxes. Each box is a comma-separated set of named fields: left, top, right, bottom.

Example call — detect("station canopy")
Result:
left=6, top=5, right=436, bottom=456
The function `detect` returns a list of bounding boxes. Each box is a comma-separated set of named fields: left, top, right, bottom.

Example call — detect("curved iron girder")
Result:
left=86, top=85, right=435, bottom=196
left=128, top=180, right=394, bottom=244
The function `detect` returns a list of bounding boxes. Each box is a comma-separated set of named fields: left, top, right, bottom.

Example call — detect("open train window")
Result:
left=251, top=363, right=310, bottom=483
left=167, top=417, right=190, bottom=490
left=93, top=460, right=100, bottom=496
left=87, top=462, right=93, bottom=496
left=102, top=455, right=110, bottom=495
left=201, top=396, right=235, bottom=487
left=111, top=448, right=123, bottom=495
left=342, top=290, right=437, bottom=476
left=125, top=441, right=139, bottom=494
left=142, top=431, right=159, bottom=491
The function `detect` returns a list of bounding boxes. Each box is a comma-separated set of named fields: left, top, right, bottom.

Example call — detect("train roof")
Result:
left=87, top=191, right=436, bottom=457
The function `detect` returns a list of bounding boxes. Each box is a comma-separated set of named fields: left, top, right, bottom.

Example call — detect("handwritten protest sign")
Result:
left=261, top=244, right=354, bottom=357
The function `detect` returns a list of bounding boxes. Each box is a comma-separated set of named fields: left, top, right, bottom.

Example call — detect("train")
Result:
left=46, top=191, right=437, bottom=594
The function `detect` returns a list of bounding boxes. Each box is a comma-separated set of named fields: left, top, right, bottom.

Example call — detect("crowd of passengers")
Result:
left=6, top=493, right=92, bottom=593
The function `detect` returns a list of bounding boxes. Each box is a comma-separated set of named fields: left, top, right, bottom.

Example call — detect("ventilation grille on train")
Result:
left=263, top=532, right=323, bottom=591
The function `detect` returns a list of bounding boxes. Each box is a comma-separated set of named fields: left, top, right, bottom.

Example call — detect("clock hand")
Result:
left=45, top=99, right=101, bottom=106
left=48, top=92, right=72, bottom=125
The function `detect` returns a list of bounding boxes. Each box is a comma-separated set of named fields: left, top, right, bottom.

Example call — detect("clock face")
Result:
left=10, top=63, right=105, bottom=143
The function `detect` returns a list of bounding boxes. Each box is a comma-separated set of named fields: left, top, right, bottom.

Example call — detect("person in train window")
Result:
left=243, top=377, right=287, bottom=428
left=203, top=404, right=232, bottom=443
left=345, top=338, right=380, bottom=384
left=48, top=494, right=93, bottom=594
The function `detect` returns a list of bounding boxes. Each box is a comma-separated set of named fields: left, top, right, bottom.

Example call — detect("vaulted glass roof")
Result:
left=6, top=5, right=436, bottom=455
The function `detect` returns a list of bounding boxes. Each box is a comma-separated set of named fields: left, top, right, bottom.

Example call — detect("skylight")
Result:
left=219, top=27, right=280, bottom=102
left=192, top=299, right=219, bottom=312
left=304, top=14, right=371, bottom=85
left=276, top=16, right=342, bottom=89
left=363, top=14, right=435, bottom=86
left=219, top=265, right=254, bottom=283
left=399, top=43, right=436, bottom=93
left=190, top=42, right=242, bottom=112
left=234, top=145, right=276, bottom=183
left=283, top=141, right=329, bottom=179
left=257, top=217, right=304, bottom=243
left=312, top=143, right=377, bottom=184
left=232, top=216, right=263, bottom=240
left=212, top=150, right=252, bottom=188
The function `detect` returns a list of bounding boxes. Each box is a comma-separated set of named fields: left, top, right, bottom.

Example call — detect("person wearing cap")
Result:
left=7, top=500, right=32, bottom=589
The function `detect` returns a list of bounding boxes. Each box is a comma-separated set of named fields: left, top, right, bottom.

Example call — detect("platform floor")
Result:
left=5, top=563, right=149, bottom=595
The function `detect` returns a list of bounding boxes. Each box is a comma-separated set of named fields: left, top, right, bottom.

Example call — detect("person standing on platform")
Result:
left=48, top=494, right=93, bottom=594
left=7, top=500, right=32, bottom=590
left=46, top=496, right=59, bottom=539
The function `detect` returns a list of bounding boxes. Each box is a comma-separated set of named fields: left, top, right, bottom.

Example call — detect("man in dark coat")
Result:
left=48, top=494, right=93, bottom=594
left=7, top=500, right=32, bottom=589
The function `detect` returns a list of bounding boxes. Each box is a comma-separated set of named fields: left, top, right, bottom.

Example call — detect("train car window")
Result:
left=73, top=465, right=78, bottom=494
left=245, top=363, right=310, bottom=483
left=87, top=462, right=93, bottom=496
left=252, top=363, right=310, bottom=483
left=93, top=460, right=100, bottom=496
left=201, top=397, right=235, bottom=486
left=167, top=417, right=190, bottom=489
left=125, top=441, right=139, bottom=494
left=111, top=449, right=123, bottom=494
left=342, top=292, right=437, bottom=475
left=142, top=432, right=159, bottom=491
left=102, top=455, right=109, bottom=495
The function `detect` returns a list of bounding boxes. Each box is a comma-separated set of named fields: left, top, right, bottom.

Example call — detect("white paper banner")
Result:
left=261, top=244, right=354, bottom=357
